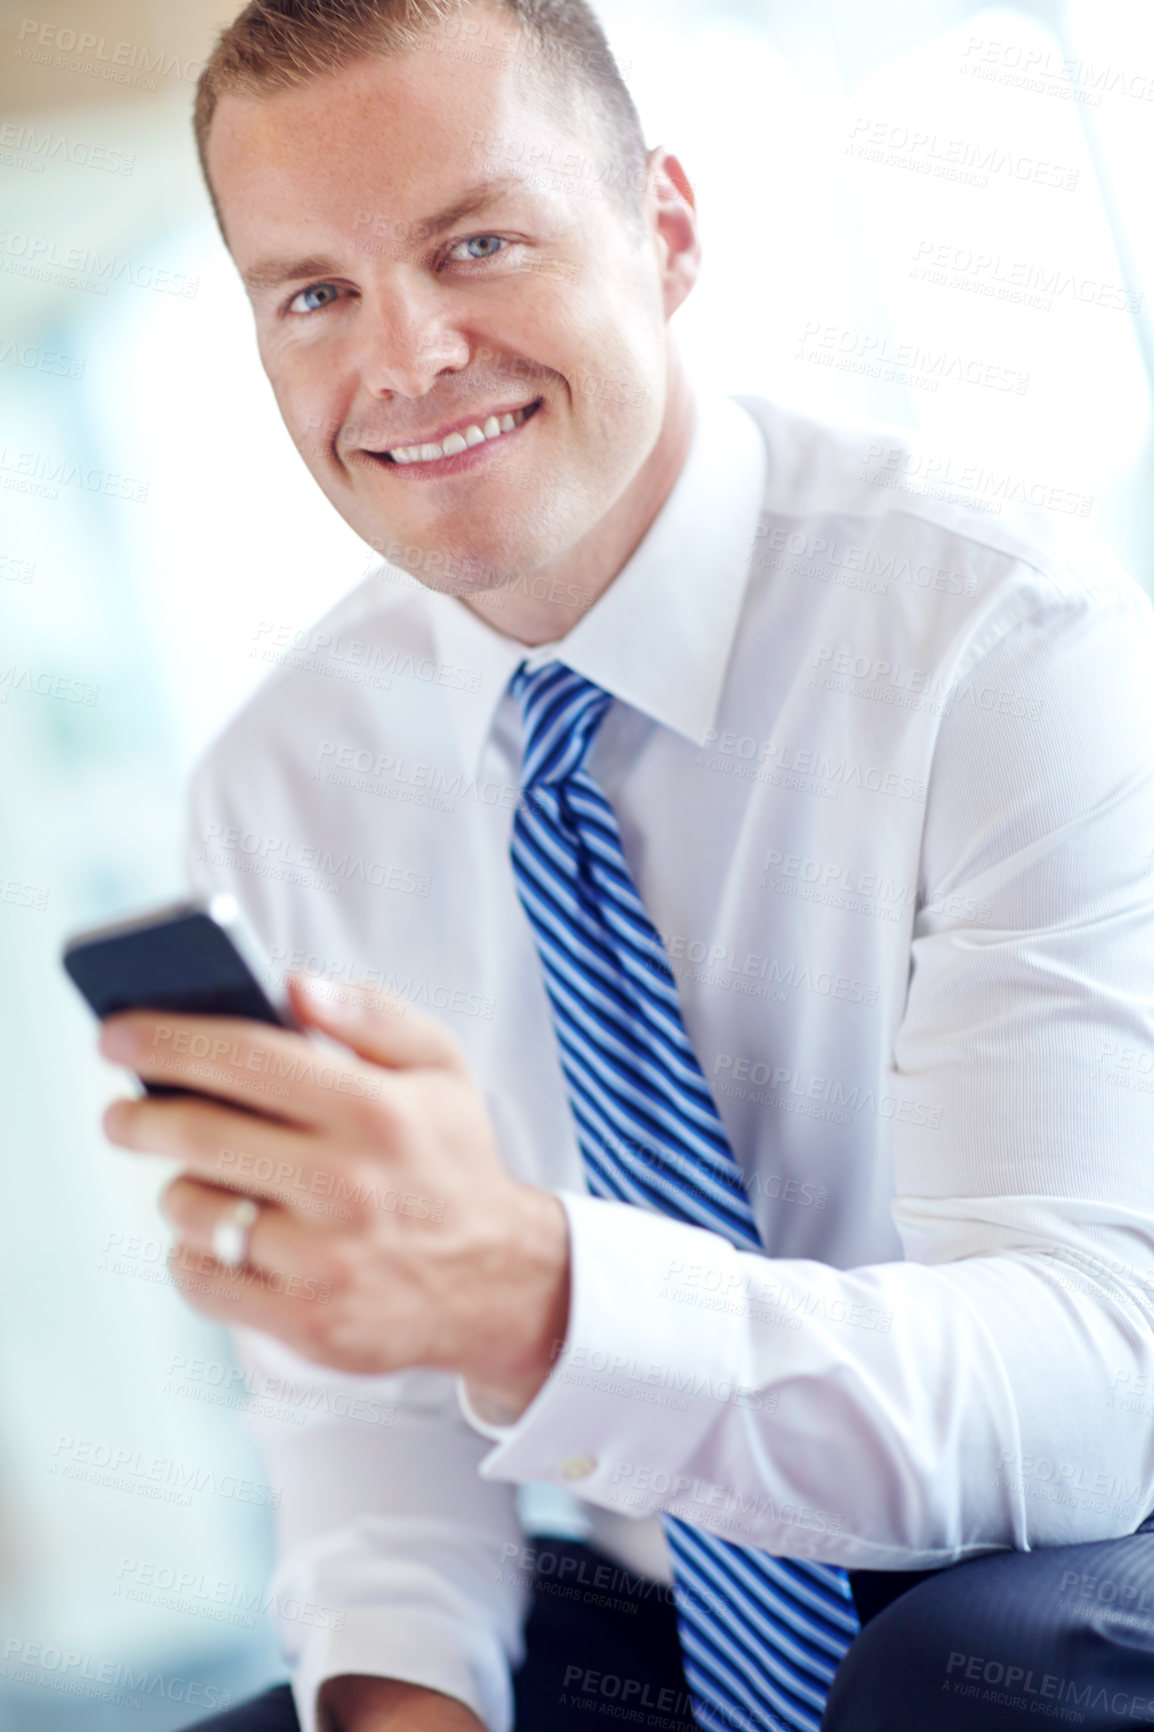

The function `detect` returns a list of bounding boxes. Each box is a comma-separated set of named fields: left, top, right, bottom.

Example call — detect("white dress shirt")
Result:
left=187, top=389, right=1154, bottom=1732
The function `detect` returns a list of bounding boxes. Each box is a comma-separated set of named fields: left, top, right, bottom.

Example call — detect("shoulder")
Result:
left=732, top=392, right=1150, bottom=655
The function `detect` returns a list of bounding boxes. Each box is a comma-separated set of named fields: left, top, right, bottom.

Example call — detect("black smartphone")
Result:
left=63, top=894, right=295, bottom=1097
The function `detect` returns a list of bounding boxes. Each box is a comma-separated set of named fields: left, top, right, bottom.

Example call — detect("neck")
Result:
left=461, top=350, right=698, bottom=648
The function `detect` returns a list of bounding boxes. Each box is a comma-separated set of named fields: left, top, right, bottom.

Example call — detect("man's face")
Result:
left=207, top=13, right=679, bottom=600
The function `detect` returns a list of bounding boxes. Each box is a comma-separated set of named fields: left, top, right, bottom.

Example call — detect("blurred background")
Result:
left=1, top=0, right=1152, bottom=1724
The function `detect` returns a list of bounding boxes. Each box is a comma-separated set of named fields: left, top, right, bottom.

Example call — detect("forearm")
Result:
left=219, top=1335, right=528, bottom=1732
left=465, top=1193, right=1154, bottom=1565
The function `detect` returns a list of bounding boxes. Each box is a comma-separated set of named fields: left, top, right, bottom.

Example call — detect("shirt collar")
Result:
left=424, top=388, right=767, bottom=776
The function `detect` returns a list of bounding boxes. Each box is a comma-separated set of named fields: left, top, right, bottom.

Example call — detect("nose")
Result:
left=356, top=274, right=471, bottom=401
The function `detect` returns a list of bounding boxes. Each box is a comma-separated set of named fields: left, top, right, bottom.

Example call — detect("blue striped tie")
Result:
left=508, top=660, right=859, bottom=1732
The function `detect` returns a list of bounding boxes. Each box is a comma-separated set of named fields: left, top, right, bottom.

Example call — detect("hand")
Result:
left=98, top=978, right=570, bottom=1414
left=319, top=1674, right=487, bottom=1731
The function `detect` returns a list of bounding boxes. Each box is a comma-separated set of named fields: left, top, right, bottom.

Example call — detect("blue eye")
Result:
left=289, top=283, right=341, bottom=314
left=448, top=235, right=506, bottom=262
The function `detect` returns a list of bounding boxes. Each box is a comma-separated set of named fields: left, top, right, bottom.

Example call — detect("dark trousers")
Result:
left=182, top=1524, right=1154, bottom=1730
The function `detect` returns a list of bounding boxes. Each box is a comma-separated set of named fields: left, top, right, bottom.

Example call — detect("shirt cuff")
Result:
left=282, top=1521, right=527, bottom=1732
left=457, top=1383, right=527, bottom=1442
left=458, top=1190, right=750, bottom=1518
left=291, top=1605, right=510, bottom=1732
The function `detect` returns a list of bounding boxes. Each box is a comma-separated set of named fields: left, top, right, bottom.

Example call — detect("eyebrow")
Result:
left=240, top=177, right=525, bottom=292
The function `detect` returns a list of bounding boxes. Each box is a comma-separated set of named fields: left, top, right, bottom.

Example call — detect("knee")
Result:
left=823, top=1591, right=919, bottom=1731
left=824, top=1536, right=1154, bottom=1730
left=821, top=1568, right=1009, bottom=1731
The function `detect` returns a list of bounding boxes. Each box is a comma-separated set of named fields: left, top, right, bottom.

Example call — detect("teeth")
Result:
left=386, top=404, right=533, bottom=465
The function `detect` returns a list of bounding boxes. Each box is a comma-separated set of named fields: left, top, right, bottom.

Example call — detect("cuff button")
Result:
left=560, top=1453, right=597, bottom=1481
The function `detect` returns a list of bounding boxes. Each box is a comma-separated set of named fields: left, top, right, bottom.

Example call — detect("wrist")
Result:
left=462, top=1186, right=570, bottom=1421
left=320, top=1674, right=485, bottom=1730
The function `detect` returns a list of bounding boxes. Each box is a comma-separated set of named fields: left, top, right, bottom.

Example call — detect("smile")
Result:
left=370, top=397, right=544, bottom=472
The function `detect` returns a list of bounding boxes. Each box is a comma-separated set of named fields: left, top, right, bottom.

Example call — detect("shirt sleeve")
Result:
left=461, top=566, right=1154, bottom=1568
left=234, top=1335, right=528, bottom=1732
left=184, top=780, right=529, bottom=1732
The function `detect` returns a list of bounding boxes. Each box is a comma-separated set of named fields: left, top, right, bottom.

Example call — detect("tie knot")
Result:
left=510, top=660, right=612, bottom=789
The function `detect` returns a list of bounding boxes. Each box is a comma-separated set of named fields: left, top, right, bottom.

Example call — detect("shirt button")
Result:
left=560, top=1453, right=597, bottom=1481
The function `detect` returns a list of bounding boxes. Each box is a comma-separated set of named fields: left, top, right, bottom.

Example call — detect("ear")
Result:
left=644, top=145, right=702, bottom=321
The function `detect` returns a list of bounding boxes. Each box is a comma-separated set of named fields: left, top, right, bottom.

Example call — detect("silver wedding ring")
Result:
left=211, top=1195, right=260, bottom=1270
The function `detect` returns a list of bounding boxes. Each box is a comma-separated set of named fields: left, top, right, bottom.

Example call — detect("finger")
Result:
left=98, top=1013, right=387, bottom=1132
left=166, top=1239, right=333, bottom=1339
left=288, top=976, right=466, bottom=1073
left=161, top=1174, right=315, bottom=1278
left=103, top=1094, right=358, bottom=1224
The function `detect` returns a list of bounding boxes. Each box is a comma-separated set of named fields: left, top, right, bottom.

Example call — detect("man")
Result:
left=97, top=1, right=1154, bottom=1728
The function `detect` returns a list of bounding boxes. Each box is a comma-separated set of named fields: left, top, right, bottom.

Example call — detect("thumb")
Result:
left=287, top=975, right=464, bottom=1072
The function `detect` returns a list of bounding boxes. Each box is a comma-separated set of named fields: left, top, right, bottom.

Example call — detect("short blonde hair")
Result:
left=194, top=0, right=647, bottom=234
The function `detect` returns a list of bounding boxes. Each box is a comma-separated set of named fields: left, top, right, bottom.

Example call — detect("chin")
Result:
left=371, top=534, right=516, bottom=600
left=378, top=513, right=568, bottom=594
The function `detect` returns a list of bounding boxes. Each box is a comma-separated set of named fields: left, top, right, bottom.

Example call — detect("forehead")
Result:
left=206, top=24, right=585, bottom=252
